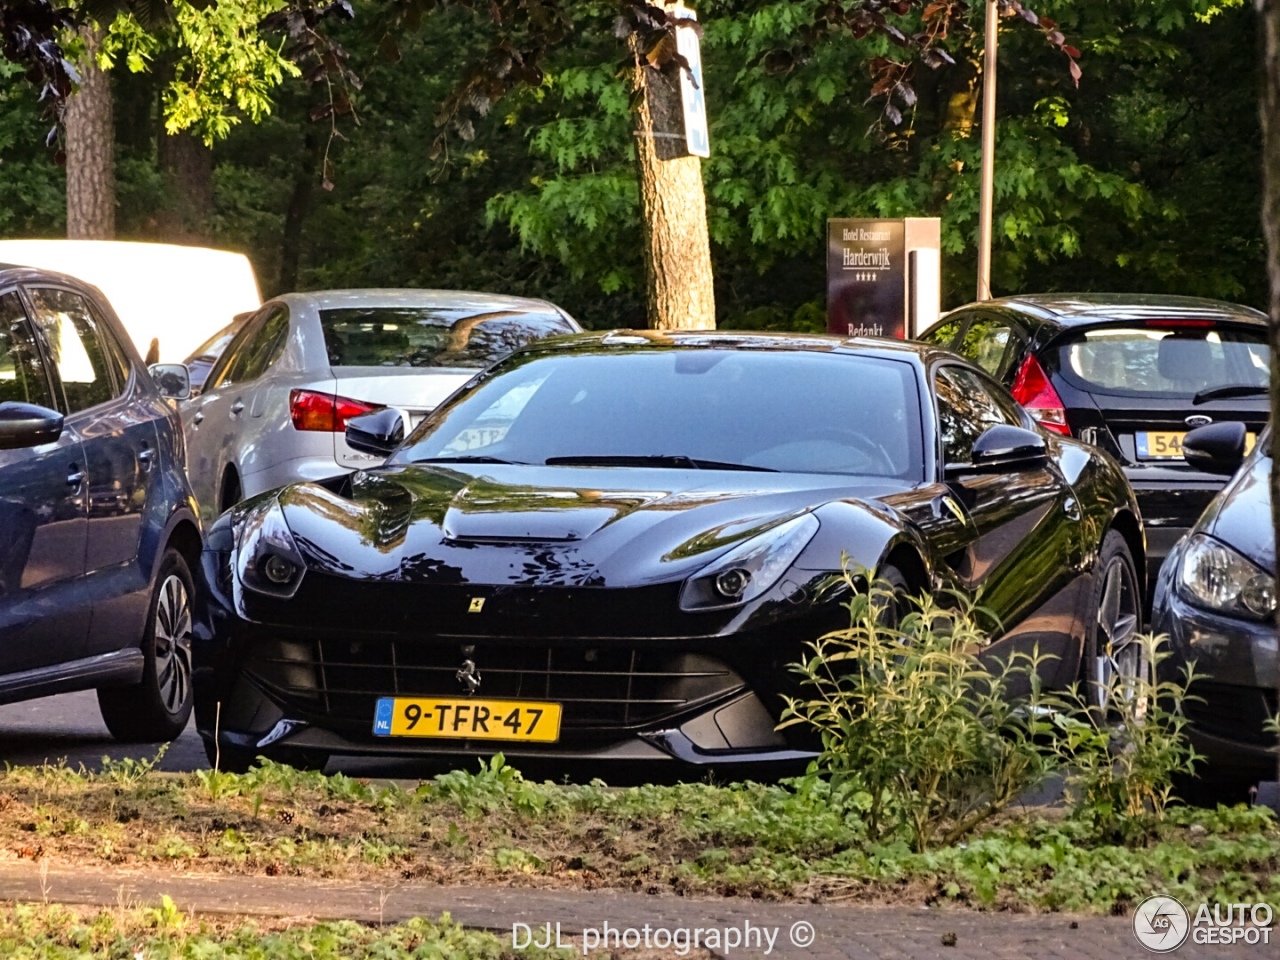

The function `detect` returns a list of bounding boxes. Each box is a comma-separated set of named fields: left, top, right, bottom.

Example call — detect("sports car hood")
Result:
left=1201, top=452, right=1275, bottom=574
left=276, top=463, right=909, bottom=588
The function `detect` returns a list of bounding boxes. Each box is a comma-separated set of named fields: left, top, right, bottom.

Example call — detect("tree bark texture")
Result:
left=157, top=132, right=215, bottom=243
left=631, top=40, right=716, bottom=330
left=64, top=27, right=115, bottom=240
left=278, top=129, right=324, bottom=293
left=1258, top=0, right=1280, bottom=788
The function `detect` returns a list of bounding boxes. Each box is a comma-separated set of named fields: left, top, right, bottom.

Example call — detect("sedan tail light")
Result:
left=290, top=389, right=381, bottom=432
left=1010, top=354, right=1071, bottom=436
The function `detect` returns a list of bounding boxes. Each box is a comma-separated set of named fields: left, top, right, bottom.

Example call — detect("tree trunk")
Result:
left=278, top=130, right=324, bottom=293
left=64, top=27, right=115, bottom=240
left=631, top=37, right=716, bottom=330
left=1258, top=0, right=1280, bottom=791
left=157, top=132, right=215, bottom=243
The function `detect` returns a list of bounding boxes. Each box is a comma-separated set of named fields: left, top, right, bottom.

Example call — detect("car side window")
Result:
left=935, top=365, right=1022, bottom=466
left=91, top=302, right=134, bottom=391
left=204, top=311, right=268, bottom=392
left=0, top=291, right=56, bottom=409
left=25, top=287, right=120, bottom=414
left=920, top=317, right=962, bottom=349
left=231, top=307, right=289, bottom=382
left=953, top=316, right=1022, bottom=379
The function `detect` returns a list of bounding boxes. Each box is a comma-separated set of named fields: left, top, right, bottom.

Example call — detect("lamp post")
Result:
left=976, top=0, right=998, bottom=301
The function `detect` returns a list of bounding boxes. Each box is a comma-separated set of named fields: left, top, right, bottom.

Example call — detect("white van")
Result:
left=0, top=240, right=261, bottom=363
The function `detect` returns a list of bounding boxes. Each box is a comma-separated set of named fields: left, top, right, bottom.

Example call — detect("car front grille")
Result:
left=245, top=636, right=746, bottom=732
left=1185, top=681, right=1279, bottom=747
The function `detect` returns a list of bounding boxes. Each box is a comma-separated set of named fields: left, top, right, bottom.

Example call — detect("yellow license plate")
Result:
left=1136, top=430, right=1257, bottom=460
left=372, top=697, right=561, bottom=742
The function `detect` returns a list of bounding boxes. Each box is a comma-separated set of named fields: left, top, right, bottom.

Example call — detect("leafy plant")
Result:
left=1052, top=635, right=1202, bottom=839
left=99, top=745, right=167, bottom=787
left=780, top=568, right=1061, bottom=852
left=421, top=753, right=552, bottom=817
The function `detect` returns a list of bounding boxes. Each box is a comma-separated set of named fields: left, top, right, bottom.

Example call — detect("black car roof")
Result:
left=534, top=329, right=950, bottom=366
left=965, top=293, right=1267, bottom=330
left=0, top=262, right=103, bottom=292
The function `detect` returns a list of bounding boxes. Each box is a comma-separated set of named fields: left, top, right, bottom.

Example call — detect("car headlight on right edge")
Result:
left=679, top=513, right=819, bottom=612
left=234, top=497, right=307, bottom=599
left=1178, top=534, right=1276, bottom=621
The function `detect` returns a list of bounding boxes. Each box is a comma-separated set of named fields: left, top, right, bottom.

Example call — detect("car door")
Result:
left=24, top=286, right=160, bottom=649
left=182, top=309, right=275, bottom=524
left=933, top=364, right=1086, bottom=674
left=0, top=288, right=90, bottom=674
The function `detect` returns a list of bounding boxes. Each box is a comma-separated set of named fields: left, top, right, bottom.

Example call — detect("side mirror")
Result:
left=0, top=401, right=65, bottom=450
left=1182, top=421, right=1247, bottom=476
left=956, top=424, right=1048, bottom=474
left=149, top=363, right=191, bottom=401
left=345, top=408, right=405, bottom=458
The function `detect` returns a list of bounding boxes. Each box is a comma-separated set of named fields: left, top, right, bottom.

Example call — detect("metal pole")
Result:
left=976, top=0, right=998, bottom=301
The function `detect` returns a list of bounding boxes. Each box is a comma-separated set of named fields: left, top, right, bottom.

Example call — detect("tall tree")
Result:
left=630, top=8, right=714, bottom=329
left=64, top=27, right=115, bottom=238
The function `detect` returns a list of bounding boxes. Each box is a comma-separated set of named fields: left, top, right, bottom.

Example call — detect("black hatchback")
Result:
left=919, top=295, right=1269, bottom=588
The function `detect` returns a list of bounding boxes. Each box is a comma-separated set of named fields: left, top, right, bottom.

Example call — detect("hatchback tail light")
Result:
left=1010, top=355, right=1071, bottom=436
left=290, top=389, right=381, bottom=432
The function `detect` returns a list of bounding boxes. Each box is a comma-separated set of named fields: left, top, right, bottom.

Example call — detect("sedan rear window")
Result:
left=319, top=307, right=577, bottom=369
left=395, top=349, right=925, bottom=479
left=1055, top=325, right=1268, bottom=398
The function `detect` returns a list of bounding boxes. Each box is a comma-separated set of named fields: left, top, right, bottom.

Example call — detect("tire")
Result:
left=220, top=471, right=243, bottom=514
left=871, top=563, right=910, bottom=628
left=98, top=549, right=195, bottom=742
left=1082, top=530, right=1147, bottom=717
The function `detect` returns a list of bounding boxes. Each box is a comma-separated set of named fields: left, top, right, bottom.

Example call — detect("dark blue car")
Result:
left=1152, top=422, right=1277, bottom=781
left=0, top=264, right=201, bottom=741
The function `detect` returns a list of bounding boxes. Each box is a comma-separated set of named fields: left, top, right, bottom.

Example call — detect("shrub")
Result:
left=779, top=569, right=1060, bottom=853
left=782, top=567, right=1205, bottom=851
left=1051, top=635, right=1202, bottom=839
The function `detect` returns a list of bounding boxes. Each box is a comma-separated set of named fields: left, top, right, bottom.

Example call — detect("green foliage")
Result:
left=421, top=753, right=552, bottom=817
left=98, top=744, right=167, bottom=787
left=780, top=570, right=1060, bottom=852
left=1051, top=635, right=1203, bottom=839
left=0, top=0, right=1267, bottom=328
left=782, top=568, right=1210, bottom=853
left=0, top=904, right=565, bottom=959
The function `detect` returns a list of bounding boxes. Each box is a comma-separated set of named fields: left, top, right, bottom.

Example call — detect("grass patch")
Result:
left=0, top=754, right=1275, bottom=912
left=0, top=901, right=573, bottom=959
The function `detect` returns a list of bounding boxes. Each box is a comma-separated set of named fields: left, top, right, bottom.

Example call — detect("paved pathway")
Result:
left=0, top=862, right=1263, bottom=959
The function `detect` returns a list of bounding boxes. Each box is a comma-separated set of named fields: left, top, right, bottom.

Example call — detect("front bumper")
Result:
left=192, top=554, right=838, bottom=775
left=1152, top=555, right=1279, bottom=770
left=1126, top=473, right=1226, bottom=584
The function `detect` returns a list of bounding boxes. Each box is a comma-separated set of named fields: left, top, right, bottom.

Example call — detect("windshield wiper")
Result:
left=1192, top=384, right=1269, bottom=405
left=544, top=454, right=777, bottom=472
left=413, top=455, right=525, bottom=465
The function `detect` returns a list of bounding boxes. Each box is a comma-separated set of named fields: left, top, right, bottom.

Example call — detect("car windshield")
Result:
left=1055, top=324, right=1268, bottom=399
left=392, top=348, right=924, bottom=479
left=319, top=306, right=577, bottom=369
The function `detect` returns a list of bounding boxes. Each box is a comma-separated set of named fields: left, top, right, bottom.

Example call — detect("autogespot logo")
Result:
left=1133, top=895, right=1191, bottom=953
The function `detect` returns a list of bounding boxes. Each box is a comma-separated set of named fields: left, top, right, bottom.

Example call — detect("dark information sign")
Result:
left=826, top=219, right=907, bottom=339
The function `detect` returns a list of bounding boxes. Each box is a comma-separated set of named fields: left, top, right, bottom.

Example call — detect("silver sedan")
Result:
left=181, top=289, right=580, bottom=525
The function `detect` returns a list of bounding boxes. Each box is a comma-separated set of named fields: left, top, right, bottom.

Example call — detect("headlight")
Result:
left=679, top=513, right=819, bottom=611
left=1178, top=534, right=1275, bottom=620
left=234, top=497, right=306, bottom=598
